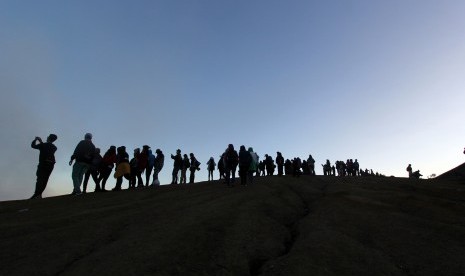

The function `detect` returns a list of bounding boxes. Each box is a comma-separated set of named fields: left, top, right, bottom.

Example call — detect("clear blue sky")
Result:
left=1, top=0, right=464, bottom=201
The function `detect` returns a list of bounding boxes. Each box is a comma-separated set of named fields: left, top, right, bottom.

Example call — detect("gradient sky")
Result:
left=1, top=0, right=464, bottom=201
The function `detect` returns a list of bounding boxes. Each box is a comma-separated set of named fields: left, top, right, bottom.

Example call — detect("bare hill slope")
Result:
left=1, top=176, right=465, bottom=276
left=437, top=162, right=465, bottom=180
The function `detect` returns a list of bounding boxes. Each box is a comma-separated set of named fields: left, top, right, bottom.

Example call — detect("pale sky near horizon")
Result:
left=1, top=0, right=464, bottom=201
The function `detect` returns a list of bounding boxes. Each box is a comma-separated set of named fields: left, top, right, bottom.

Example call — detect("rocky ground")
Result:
left=1, top=174, right=464, bottom=276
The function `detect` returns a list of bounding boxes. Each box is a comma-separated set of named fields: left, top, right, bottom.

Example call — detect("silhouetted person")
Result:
left=180, top=154, right=189, bottom=184
left=302, top=160, right=309, bottom=174
left=406, top=164, right=412, bottom=178
left=146, top=148, right=155, bottom=186
left=354, top=159, right=360, bottom=176
left=412, top=170, right=422, bottom=179
left=151, top=149, right=164, bottom=186
left=276, top=152, right=284, bottom=176
left=238, top=145, right=252, bottom=185
left=98, top=146, right=116, bottom=191
left=69, top=133, right=95, bottom=195
left=258, top=161, right=266, bottom=176
left=129, top=148, right=140, bottom=189
left=293, top=158, right=302, bottom=177
left=83, top=148, right=102, bottom=193
left=336, top=161, right=345, bottom=176
left=248, top=147, right=259, bottom=184
left=322, top=159, right=331, bottom=176
left=284, top=159, right=292, bottom=175
left=113, top=146, right=130, bottom=191
left=207, top=157, right=216, bottom=181
left=224, top=144, right=239, bottom=186
left=189, top=153, right=200, bottom=183
left=218, top=154, right=225, bottom=180
left=135, top=145, right=149, bottom=187
left=171, top=149, right=182, bottom=184
left=265, top=154, right=274, bottom=176
left=30, top=134, right=57, bottom=199
left=307, top=155, right=315, bottom=176
left=346, top=159, right=354, bottom=176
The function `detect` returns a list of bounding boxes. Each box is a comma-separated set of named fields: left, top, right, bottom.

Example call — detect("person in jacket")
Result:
left=180, top=154, right=190, bottom=184
left=146, top=148, right=155, bottom=186
left=98, top=146, right=116, bottom=191
left=223, top=144, right=238, bottom=186
left=406, top=164, right=413, bottom=178
left=265, top=155, right=275, bottom=176
left=189, top=153, right=201, bottom=183
left=151, top=149, right=164, bottom=186
left=284, top=159, right=292, bottom=175
left=82, top=148, right=102, bottom=193
left=218, top=154, right=225, bottom=180
left=307, top=155, right=315, bottom=176
left=207, top=157, right=216, bottom=181
left=276, top=152, right=285, bottom=176
left=137, top=145, right=149, bottom=187
left=69, top=133, right=96, bottom=195
left=30, top=134, right=58, bottom=199
left=248, top=147, right=259, bottom=185
left=171, top=149, right=182, bottom=184
left=129, top=148, right=140, bottom=189
left=238, top=145, right=252, bottom=186
left=113, top=146, right=130, bottom=191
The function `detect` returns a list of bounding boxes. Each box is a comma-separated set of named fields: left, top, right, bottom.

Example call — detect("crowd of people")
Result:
left=30, top=133, right=395, bottom=199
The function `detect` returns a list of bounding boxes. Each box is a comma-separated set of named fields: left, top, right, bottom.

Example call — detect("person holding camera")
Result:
left=30, top=134, right=58, bottom=199
left=171, top=149, right=182, bottom=184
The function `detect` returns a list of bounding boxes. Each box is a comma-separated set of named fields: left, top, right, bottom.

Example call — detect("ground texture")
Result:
left=1, top=175, right=465, bottom=276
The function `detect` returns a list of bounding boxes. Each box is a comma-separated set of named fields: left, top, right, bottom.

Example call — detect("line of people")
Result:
left=68, top=134, right=166, bottom=194
left=29, top=133, right=385, bottom=199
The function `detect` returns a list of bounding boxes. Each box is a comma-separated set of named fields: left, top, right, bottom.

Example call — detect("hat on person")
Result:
left=85, top=133, right=92, bottom=140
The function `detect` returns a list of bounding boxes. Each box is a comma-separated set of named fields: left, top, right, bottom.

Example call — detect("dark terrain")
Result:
left=1, top=172, right=465, bottom=275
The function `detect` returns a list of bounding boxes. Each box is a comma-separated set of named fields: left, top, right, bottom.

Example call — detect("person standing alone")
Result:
left=30, top=134, right=58, bottom=199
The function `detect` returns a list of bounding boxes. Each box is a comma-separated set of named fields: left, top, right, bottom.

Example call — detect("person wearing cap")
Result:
left=69, top=133, right=96, bottom=195
left=30, top=134, right=58, bottom=199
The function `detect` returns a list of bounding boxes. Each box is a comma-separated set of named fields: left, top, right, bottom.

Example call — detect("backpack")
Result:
left=227, top=150, right=238, bottom=166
